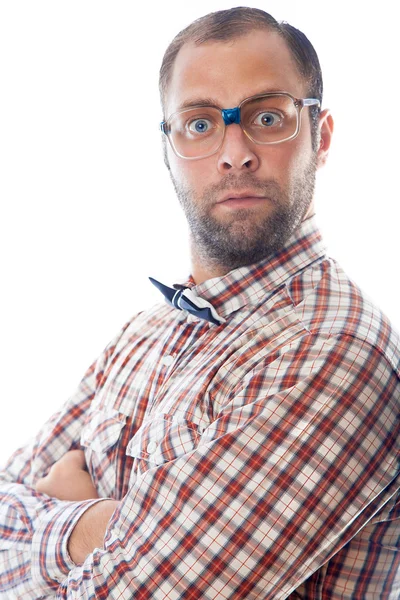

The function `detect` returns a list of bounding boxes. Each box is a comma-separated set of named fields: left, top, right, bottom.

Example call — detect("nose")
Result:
left=216, top=123, right=260, bottom=173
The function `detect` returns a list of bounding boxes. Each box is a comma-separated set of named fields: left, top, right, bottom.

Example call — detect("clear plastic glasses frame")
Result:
left=160, top=92, right=320, bottom=160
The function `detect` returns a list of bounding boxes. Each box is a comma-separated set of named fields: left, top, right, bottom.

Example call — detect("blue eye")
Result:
left=188, top=119, right=212, bottom=133
left=255, top=112, right=282, bottom=127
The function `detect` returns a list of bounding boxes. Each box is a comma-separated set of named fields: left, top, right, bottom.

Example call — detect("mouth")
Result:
left=217, top=192, right=268, bottom=209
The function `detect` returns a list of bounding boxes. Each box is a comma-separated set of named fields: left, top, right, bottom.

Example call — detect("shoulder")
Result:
left=285, top=257, right=400, bottom=377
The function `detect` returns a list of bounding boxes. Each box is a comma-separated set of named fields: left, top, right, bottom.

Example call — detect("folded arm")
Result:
left=40, top=334, right=398, bottom=599
left=0, top=321, right=131, bottom=599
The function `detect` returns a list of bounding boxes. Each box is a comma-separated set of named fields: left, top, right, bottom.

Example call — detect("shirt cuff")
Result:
left=31, top=497, right=111, bottom=589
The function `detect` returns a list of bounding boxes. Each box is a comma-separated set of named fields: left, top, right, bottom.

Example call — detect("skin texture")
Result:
left=34, top=28, right=334, bottom=567
left=35, top=450, right=118, bottom=565
left=67, top=498, right=118, bottom=565
left=35, top=450, right=99, bottom=501
left=164, top=30, right=334, bottom=284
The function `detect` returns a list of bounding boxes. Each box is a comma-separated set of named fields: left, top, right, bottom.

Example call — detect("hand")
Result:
left=68, top=499, right=119, bottom=565
left=35, top=449, right=100, bottom=501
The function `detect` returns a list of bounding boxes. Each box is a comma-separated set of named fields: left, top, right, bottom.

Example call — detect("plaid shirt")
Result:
left=0, top=216, right=399, bottom=599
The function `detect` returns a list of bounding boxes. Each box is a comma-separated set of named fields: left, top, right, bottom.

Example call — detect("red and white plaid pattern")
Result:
left=0, top=216, right=399, bottom=599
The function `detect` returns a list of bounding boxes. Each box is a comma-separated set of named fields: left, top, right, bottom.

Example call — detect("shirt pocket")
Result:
left=126, top=413, right=202, bottom=475
left=80, top=407, right=127, bottom=498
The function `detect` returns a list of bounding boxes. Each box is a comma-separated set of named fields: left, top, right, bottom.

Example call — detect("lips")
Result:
left=218, top=191, right=266, bottom=203
left=217, top=196, right=268, bottom=210
left=216, top=191, right=268, bottom=210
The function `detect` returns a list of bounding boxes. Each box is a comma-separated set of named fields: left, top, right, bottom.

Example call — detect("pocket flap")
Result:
left=126, top=413, right=202, bottom=466
left=80, top=408, right=127, bottom=453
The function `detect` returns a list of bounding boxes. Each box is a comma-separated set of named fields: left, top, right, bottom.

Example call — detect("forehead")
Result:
left=166, top=29, right=306, bottom=114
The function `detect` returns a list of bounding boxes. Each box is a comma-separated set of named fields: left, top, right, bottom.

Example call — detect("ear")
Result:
left=317, top=109, right=334, bottom=169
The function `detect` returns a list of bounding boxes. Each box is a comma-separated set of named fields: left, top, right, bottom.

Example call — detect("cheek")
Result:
left=169, top=154, right=212, bottom=194
left=263, top=136, right=312, bottom=181
left=259, top=144, right=301, bottom=184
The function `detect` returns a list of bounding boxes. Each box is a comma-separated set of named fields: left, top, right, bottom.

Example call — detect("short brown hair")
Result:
left=159, top=7, right=323, bottom=150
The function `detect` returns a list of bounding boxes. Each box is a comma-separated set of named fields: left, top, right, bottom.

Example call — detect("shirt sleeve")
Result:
left=49, top=333, right=398, bottom=599
left=0, top=319, right=132, bottom=599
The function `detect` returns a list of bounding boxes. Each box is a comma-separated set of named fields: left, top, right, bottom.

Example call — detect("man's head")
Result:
left=159, top=7, right=333, bottom=281
left=160, top=7, right=324, bottom=153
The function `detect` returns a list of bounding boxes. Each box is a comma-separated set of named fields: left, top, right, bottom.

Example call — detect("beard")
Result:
left=169, top=152, right=318, bottom=272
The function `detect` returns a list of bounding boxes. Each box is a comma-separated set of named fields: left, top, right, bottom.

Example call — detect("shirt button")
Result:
left=147, top=441, right=158, bottom=454
left=162, top=355, right=174, bottom=367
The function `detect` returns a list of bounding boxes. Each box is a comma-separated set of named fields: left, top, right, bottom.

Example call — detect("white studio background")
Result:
left=0, top=1, right=399, bottom=464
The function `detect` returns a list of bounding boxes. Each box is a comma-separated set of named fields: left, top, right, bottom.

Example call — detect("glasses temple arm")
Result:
left=302, top=98, right=321, bottom=108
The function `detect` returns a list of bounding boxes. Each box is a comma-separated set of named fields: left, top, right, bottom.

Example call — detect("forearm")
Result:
left=0, top=482, right=67, bottom=597
left=56, top=450, right=398, bottom=600
left=0, top=318, right=133, bottom=598
left=0, top=464, right=111, bottom=596
left=67, top=499, right=119, bottom=565
left=55, top=340, right=399, bottom=599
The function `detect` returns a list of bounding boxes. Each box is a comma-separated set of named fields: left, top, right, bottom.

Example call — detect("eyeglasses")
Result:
left=160, top=92, right=320, bottom=160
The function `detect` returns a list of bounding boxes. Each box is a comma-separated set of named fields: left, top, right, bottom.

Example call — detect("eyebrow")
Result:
left=176, top=89, right=289, bottom=111
left=176, top=97, right=220, bottom=111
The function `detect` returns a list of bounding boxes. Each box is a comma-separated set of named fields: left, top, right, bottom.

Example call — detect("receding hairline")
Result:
left=160, top=24, right=311, bottom=112
left=163, top=28, right=306, bottom=113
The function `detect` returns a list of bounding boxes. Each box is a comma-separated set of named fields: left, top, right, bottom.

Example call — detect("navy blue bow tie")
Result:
left=149, top=277, right=225, bottom=325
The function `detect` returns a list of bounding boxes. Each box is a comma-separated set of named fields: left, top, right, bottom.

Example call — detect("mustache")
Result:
left=202, top=174, right=282, bottom=204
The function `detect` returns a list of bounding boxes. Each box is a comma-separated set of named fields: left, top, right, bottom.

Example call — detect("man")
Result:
left=0, top=7, right=398, bottom=599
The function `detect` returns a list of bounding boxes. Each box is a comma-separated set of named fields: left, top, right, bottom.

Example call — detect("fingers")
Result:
left=34, top=449, right=91, bottom=500
left=58, top=449, right=87, bottom=469
left=35, top=466, right=99, bottom=501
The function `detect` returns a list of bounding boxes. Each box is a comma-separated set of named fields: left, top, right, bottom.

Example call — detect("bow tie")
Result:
left=149, top=277, right=225, bottom=325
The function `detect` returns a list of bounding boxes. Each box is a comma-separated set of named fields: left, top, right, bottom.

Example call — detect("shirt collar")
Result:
left=174, top=215, right=327, bottom=318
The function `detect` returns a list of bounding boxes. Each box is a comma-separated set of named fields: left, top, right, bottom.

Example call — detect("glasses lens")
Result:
left=167, top=107, right=223, bottom=158
left=241, top=94, right=298, bottom=143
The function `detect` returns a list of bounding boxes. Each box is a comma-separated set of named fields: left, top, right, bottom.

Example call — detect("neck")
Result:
left=190, top=243, right=229, bottom=285
left=189, top=210, right=317, bottom=286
